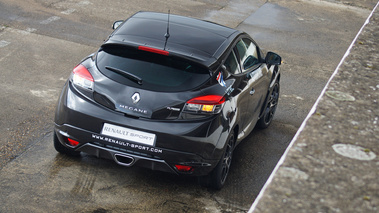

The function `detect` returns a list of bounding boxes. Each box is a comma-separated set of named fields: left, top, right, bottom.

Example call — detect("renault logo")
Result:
left=131, top=93, right=140, bottom=104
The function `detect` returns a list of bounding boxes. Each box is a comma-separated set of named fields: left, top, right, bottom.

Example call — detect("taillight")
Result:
left=72, top=64, right=94, bottom=90
left=184, top=95, right=225, bottom=114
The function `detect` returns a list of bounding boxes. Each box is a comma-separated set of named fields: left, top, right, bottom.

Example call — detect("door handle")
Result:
left=250, top=89, right=255, bottom=95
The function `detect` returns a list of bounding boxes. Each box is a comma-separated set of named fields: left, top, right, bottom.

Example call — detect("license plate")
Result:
left=101, top=123, right=156, bottom=146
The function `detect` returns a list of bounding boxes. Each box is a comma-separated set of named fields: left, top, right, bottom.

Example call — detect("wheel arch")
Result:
left=259, top=66, right=280, bottom=119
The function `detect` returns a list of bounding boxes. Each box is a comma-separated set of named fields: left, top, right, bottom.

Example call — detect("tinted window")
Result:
left=224, top=51, right=240, bottom=74
left=96, top=45, right=210, bottom=92
left=236, top=39, right=259, bottom=70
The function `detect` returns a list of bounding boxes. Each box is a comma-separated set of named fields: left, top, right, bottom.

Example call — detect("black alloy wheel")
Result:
left=257, top=81, right=280, bottom=129
left=198, top=131, right=235, bottom=189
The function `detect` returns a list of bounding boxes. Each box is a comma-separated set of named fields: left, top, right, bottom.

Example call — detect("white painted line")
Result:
left=26, top=28, right=37, bottom=33
left=30, top=89, right=58, bottom=102
left=282, top=94, right=304, bottom=100
left=248, top=1, right=379, bottom=212
left=40, top=16, right=61, bottom=25
left=78, top=1, right=92, bottom=6
left=8, top=28, right=37, bottom=35
left=0, top=40, right=11, bottom=48
left=61, top=8, right=76, bottom=15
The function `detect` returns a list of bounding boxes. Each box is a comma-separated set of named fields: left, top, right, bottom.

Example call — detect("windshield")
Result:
left=96, top=45, right=210, bottom=92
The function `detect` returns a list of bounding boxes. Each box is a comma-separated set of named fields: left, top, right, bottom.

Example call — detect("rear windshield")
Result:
left=96, top=45, right=210, bottom=92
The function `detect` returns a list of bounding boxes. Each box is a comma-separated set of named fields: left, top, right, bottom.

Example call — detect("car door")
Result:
left=223, top=45, right=253, bottom=134
left=234, top=38, right=270, bottom=134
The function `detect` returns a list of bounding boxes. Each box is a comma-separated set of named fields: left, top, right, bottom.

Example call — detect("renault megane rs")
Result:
left=54, top=11, right=281, bottom=189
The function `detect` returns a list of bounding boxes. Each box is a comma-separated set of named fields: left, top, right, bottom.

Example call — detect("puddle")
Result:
left=203, top=0, right=265, bottom=28
left=243, top=3, right=296, bottom=31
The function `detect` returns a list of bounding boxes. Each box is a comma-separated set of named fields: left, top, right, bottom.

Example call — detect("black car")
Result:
left=54, top=11, right=281, bottom=189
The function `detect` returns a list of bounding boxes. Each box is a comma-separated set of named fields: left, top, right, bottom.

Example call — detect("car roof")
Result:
left=105, top=11, right=242, bottom=68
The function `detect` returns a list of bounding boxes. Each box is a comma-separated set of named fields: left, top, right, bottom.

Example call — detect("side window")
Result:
left=224, top=51, right=240, bottom=74
left=236, top=39, right=259, bottom=70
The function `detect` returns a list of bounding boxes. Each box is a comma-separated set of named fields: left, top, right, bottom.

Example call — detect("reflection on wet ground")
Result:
left=0, top=132, right=221, bottom=212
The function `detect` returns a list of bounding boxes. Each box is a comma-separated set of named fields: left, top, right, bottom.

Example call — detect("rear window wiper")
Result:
left=105, top=66, right=143, bottom=85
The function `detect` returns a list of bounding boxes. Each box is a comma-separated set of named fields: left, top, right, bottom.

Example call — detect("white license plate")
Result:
left=101, top=123, right=156, bottom=146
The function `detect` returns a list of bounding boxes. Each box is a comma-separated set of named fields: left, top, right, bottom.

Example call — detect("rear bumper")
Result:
left=54, top=124, right=218, bottom=175
left=54, top=82, right=229, bottom=176
left=77, top=143, right=178, bottom=174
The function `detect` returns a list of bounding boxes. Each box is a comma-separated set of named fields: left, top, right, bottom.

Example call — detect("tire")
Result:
left=198, top=131, right=235, bottom=190
left=257, top=80, right=280, bottom=129
left=53, top=132, right=81, bottom=156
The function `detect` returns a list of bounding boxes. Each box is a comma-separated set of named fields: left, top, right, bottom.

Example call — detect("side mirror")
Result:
left=112, top=20, right=124, bottom=30
left=265, top=52, right=282, bottom=65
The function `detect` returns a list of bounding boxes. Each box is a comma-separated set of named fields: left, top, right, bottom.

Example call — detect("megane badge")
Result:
left=131, top=93, right=140, bottom=104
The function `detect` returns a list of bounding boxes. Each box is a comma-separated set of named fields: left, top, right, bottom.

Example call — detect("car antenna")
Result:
left=163, top=10, right=170, bottom=51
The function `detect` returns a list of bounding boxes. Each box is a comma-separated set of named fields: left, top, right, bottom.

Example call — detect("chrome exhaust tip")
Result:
left=114, top=154, right=135, bottom=166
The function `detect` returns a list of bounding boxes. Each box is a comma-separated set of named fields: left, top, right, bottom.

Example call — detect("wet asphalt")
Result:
left=0, top=0, right=373, bottom=212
